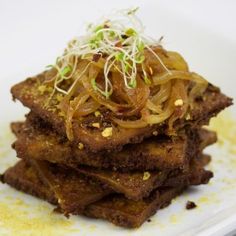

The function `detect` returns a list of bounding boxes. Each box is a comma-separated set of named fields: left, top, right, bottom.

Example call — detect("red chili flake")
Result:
left=186, top=201, right=197, bottom=210
left=104, top=24, right=110, bottom=29
left=115, top=41, right=122, bottom=48
left=92, top=53, right=102, bottom=62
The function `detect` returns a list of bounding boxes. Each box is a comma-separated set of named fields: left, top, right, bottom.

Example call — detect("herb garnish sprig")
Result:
left=48, top=7, right=171, bottom=99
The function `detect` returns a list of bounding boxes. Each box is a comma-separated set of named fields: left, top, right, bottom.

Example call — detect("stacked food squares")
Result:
left=0, top=76, right=231, bottom=227
left=0, top=9, right=233, bottom=228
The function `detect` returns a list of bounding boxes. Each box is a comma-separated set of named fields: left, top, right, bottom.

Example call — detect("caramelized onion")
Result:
left=146, top=99, right=162, bottom=114
left=81, top=65, right=133, bottom=114
left=112, top=117, right=148, bottom=128
left=151, top=82, right=171, bottom=105
left=165, top=51, right=189, bottom=71
left=111, top=72, right=150, bottom=116
left=153, top=70, right=207, bottom=86
left=167, top=79, right=189, bottom=131
left=74, top=100, right=100, bottom=117
left=65, top=91, right=90, bottom=140
left=47, top=46, right=208, bottom=133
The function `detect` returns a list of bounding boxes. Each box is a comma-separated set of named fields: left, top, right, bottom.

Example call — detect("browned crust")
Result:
left=11, top=118, right=189, bottom=171
left=10, top=71, right=232, bottom=152
left=76, top=166, right=169, bottom=200
left=0, top=160, right=184, bottom=228
left=29, top=159, right=112, bottom=215
left=168, top=152, right=213, bottom=188
left=11, top=115, right=217, bottom=171
left=0, top=161, right=57, bottom=205
left=84, top=186, right=185, bottom=228
left=1, top=153, right=213, bottom=206
left=10, top=120, right=215, bottom=201
left=10, top=73, right=156, bottom=152
left=76, top=154, right=213, bottom=201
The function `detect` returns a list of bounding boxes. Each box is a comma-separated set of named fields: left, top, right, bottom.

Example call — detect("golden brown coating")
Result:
left=11, top=114, right=217, bottom=171
left=11, top=72, right=232, bottom=152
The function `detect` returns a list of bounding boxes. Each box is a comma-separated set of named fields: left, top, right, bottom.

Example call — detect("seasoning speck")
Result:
left=94, top=111, right=101, bottom=117
left=38, top=85, right=53, bottom=95
left=78, top=142, right=84, bottom=150
left=185, top=113, right=191, bottom=120
left=102, top=127, right=113, bottom=137
left=38, top=85, right=47, bottom=95
left=186, top=201, right=197, bottom=210
left=174, top=99, right=184, bottom=106
left=56, top=94, right=63, bottom=102
left=92, top=123, right=100, bottom=128
left=143, top=171, right=151, bottom=181
left=58, top=111, right=65, bottom=117
left=153, top=131, right=158, bottom=136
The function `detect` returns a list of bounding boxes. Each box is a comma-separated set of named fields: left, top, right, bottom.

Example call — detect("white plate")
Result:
left=0, top=1, right=236, bottom=236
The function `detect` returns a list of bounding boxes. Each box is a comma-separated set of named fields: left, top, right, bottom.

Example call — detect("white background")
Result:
left=0, top=0, right=236, bottom=78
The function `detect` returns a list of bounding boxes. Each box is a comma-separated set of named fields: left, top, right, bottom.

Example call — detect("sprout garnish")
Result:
left=47, top=7, right=171, bottom=99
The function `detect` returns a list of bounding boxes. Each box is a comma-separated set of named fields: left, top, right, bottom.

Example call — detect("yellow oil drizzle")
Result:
left=209, top=110, right=236, bottom=155
left=149, top=220, right=165, bottom=229
left=208, top=110, right=236, bottom=195
left=88, top=224, right=97, bottom=232
left=198, top=196, right=210, bottom=204
left=169, top=214, right=180, bottom=224
left=0, top=198, right=77, bottom=236
left=0, top=123, right=17, bottom=174
left=196, top=188, right=229, bottom=207
left=0, top=126, right=14, bottom=159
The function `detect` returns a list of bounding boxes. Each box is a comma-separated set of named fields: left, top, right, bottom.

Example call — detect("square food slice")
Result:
left=76, top=154, right=213, bottom=200
left=83, top=187, right=184, bottom=228
left=11, top=124, right=214, bottom=200
left=11, top=114, right=217, bottom=171
left=0, top=161, right=57, bottom=205
left=29, top=160, right=112, bottom=215
left=11, top=72, right=232, bottom=152
left=2, top=160, right=111, bottom=215
left=11, top=119, right=191, bottom=171
left=0, top=160, right=185, bottom=228
left=6, top=148, right=212, bottom=203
